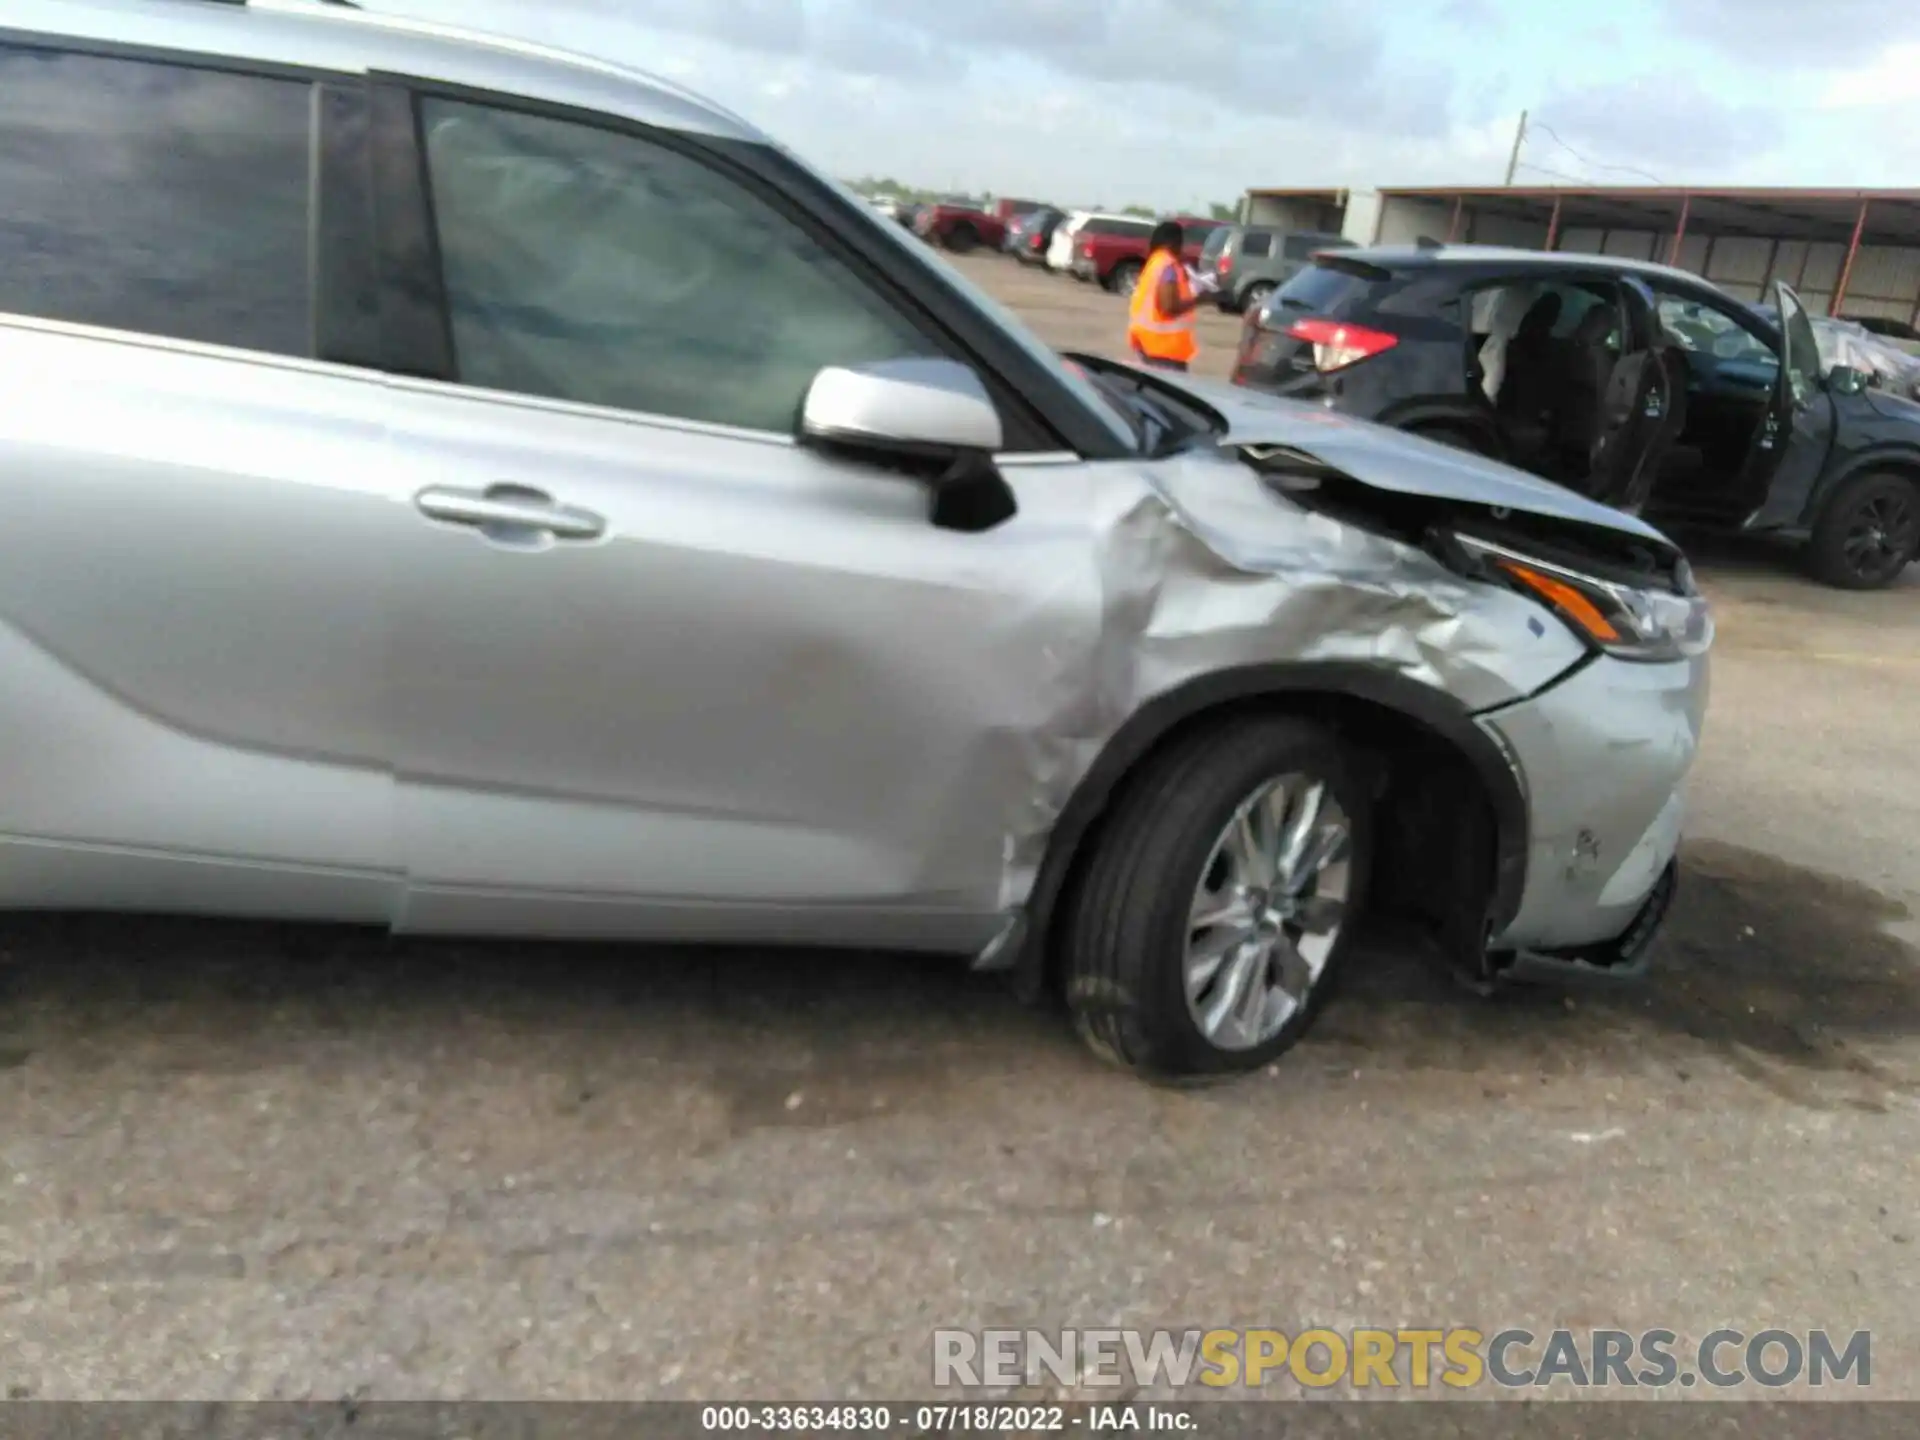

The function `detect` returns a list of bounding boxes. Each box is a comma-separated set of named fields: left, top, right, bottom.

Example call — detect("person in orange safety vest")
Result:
left=1126, top=220, right=1202, bottom=372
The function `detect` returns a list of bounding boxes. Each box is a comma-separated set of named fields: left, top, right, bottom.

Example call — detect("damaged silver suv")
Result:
left=0, top=0, right=1711, bottom=1079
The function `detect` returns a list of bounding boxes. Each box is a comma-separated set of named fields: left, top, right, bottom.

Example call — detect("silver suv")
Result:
left=1200, top=226, right=1356, bottom=315
left=0, top=0, right=1711, bottom=1079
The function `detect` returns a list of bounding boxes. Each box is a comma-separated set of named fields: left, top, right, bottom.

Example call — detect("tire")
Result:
left=944, top=224, right=978, bottom=254
left=1806, top=471, right=1920, bottom=590
left=1408, top=422, right=1492, bottom=458
left=1061, top=716, right=1374, bottom=1081
left=1241, top=280, right=1275, bottom=315
left=1108, top=259, right=1143, bottom=297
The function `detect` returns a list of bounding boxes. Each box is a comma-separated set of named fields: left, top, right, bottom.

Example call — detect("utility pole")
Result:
left=1503, top=110, right=1528, bottom=186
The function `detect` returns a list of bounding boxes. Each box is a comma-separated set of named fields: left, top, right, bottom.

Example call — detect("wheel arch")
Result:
left=1012, top=663, right=1531, bottom=998
left=1375, top=400, right=1508, bottom=459
left=1803, top=450, right=1920, bottom=532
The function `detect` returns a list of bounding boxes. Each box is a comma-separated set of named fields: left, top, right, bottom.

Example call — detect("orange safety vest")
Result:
left=1127, top=249, right=1197, bottom=364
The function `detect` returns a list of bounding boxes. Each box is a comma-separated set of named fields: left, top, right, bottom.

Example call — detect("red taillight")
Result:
left=1285, top=316, right=1397, bottom=371
left=1080, top=241, right=1093, bottom=256
left=1219, top=255, right=1233, bottom=275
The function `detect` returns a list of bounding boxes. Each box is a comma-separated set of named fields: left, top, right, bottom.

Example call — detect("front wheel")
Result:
left=1108, top=259, right=1143, bottom=297
left=1061, top=716, right=1373, bottom=1080
left=1807, top=471, right=1919, bottom=590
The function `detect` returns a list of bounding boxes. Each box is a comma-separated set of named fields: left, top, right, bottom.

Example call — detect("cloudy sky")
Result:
left=372, top=0, right=1920, bottom=210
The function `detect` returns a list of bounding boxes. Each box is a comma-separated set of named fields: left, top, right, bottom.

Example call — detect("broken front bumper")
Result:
left=1504, top=858, right=1679, bottom=982
left=1477, top=651, right=1707, bottom=968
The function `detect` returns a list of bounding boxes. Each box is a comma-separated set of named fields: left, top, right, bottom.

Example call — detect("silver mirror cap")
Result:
left=801, top=358, right=1004, bottom=455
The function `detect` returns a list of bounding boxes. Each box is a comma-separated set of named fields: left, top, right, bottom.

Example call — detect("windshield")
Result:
left=819, top=174, right=1136, bottom=450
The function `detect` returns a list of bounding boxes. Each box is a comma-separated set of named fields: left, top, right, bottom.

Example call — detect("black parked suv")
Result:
left=1233, top=244, right=1920, bottom=589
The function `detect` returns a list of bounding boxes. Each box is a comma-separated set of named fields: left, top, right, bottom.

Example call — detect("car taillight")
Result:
left=1219, top=256, right=1233, bottom=275
left=1080, top=241, right=1093, bottom=256
left=1285, top=317, right=1397, bottom=371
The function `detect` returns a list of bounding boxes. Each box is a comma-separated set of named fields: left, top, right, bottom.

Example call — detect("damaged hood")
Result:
left=1165, top=377, right=1677, bottom=549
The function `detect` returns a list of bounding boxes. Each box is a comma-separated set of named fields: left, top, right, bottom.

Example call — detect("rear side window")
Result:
left=1270, top=260, right=1381, bottom=316
left=0, top=45, right=313, bottom=356
left=1240, top=232, right=1274, bottom=258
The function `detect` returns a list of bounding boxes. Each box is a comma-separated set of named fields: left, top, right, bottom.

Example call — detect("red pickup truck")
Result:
left=1070, top=215, right=1225, bottom=295
left=914, top=201, right=1008, bottom=253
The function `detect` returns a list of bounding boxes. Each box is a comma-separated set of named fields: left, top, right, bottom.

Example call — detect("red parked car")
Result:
left=914, top=201, right=1008, bottom=253
left=992, top=197, right=1048, bottom=223
left=1070, top=215, right=1226, bottom=295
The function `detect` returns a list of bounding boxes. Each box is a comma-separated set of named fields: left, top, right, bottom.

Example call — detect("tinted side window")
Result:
left=1270, top=261, right=1380, bottom=316
left=0, top=45, right=313, bottom=356
left=420, top=98, right=941, bottom=432
left=1240, top=232, right=1275, bottom=258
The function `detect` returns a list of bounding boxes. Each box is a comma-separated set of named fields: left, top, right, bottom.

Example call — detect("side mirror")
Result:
left=799, top=358, right=1016, bottom=532
left=1827, top=364, right=1871, bottom=398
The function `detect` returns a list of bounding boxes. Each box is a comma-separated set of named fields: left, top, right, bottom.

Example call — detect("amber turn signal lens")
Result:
left=1497, top=560, right=1622, bottom=644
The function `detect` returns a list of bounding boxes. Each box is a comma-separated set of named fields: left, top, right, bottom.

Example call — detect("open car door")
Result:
left=1739, top=281, right=1838, bottom=529
left=1588, top=277, right=1674, bottom=509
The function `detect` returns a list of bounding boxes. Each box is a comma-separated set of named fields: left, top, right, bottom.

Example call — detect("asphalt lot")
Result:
left=1, top=251, right=1918, bottom=1403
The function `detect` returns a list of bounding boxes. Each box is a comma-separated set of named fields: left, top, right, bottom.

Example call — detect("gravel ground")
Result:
left=0, top=251, right=1916, bottom=1403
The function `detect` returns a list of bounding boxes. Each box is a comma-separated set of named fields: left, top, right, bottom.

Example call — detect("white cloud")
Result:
left=1818, top=43, right=1920, bottom=108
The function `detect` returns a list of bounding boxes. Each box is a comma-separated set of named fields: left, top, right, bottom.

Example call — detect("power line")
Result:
left=1527, top=120, right=1665, bottom=185
left=1512, top=158, right=1602, bottom=187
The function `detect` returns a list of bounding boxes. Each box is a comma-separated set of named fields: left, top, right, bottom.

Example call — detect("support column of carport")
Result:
left=1666, top=193, right=1690, bottom=264
left=1830, top=197, right=1870, bottom=317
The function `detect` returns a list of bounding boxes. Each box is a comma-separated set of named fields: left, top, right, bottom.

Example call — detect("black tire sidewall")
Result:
left=1111, top=261, right=1142, bottom=295
left=1810, top=472, right=1918, bottom=590
left=1410, top=423, right=1491, bottom=458
left=1120, top=726, right=1373, bottom=1077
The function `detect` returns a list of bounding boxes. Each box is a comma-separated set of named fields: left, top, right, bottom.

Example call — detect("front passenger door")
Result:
left=383, top=93, right=1103, bottom=947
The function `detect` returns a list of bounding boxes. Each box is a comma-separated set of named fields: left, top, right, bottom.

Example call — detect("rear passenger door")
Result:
left=0, top=42, right=400, bottom=918
left=1589, top=278, right=1674, bottom=507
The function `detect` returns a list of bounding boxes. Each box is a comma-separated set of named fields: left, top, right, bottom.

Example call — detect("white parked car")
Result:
left=1045, top=211, right=1146, bottom=273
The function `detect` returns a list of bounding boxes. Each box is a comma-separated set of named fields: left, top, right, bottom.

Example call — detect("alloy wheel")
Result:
left=1843, top=489, right=1918, bottom=582
left=1183, top=773, right=1352, bottom=1052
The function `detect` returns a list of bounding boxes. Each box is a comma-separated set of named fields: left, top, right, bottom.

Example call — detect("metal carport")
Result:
left=1359, top=186, right=1920, bottom=324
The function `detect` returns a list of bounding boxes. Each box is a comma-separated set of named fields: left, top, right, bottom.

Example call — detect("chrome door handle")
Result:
left=414, top=484, right=605, bottom=541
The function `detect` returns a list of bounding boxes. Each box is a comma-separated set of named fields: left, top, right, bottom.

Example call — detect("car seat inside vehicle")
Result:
left=1548, top=301, right=1620, bottom=485
left=1477, top=279, right=1629, bottom=487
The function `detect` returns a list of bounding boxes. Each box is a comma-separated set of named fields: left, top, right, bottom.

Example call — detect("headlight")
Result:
left=1453, top=533, right=1713, bottom=663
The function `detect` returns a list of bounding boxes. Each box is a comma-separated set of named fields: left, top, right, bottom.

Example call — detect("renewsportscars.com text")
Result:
left=933, top=1327, right=1872, bottom=1391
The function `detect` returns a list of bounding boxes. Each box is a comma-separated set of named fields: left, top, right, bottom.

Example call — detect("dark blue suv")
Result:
left=1232, top=244, right=1920, bottom=589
